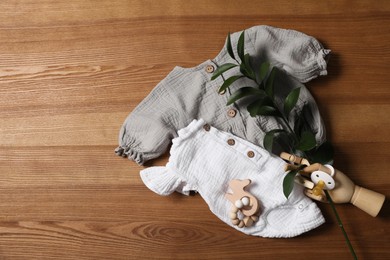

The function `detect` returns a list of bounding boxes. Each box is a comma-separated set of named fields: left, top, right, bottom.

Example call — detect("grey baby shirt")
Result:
left=116, top=25, right=330, bottom=165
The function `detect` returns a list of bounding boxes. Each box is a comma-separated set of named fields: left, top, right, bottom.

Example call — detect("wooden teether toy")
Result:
left=225, top=179, right=260, bottom=228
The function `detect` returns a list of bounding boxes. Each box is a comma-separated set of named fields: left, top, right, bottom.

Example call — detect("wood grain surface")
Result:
left=0, top=1, right=389, bottom=259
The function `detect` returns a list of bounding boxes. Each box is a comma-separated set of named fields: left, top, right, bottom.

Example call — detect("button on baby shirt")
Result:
left=140, top=119, right=325, bottom=238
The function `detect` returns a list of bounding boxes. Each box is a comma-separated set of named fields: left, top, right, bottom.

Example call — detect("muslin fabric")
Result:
left=140, top=119, right=325, bottom=238
left=115, top=25, right=330, bottom=165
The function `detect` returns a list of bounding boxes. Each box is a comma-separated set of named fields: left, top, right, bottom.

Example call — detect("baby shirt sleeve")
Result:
left=115, top=73, right=180, bottom=165
left=247, top=25, right=330, bottom=83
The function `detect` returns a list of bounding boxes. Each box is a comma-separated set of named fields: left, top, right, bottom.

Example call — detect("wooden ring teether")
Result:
left=225, top=179, right=260, bottom=228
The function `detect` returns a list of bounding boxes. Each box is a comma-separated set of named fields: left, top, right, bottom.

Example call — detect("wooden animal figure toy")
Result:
left=225, top=179, right=260, bottom=228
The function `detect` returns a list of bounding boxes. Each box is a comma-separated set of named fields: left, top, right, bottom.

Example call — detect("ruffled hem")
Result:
left=285, top=35, right=331, bottom=83
left=140, top=166, right=183, bottom=196
left=317, top=49, right=331, bottom=77
left=295, top=47, right=330, bottom=83
left=115, top=146, right=144, bottom=165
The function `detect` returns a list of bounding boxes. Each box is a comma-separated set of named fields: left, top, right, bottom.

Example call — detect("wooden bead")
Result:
left=243, top=216, right=254, bottom=227
left=231, top=206, right=239, bottom=213
left=241, top=196, right=250, bottom=206
left=229, top=212, right=238, bottom=220
left=234, top=199, right=244, bottom=209
left=231, top=219, right=240, bottom=225
left=250, top=215, right=259, bottom=222
left=238, top=220, right=245, bottom=228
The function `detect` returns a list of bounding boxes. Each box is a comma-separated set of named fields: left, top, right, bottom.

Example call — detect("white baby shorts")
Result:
left=140, top=119, right=325, bottom=238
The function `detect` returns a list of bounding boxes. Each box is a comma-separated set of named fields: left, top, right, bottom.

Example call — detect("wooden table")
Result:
left=0, top=1, right=389, bottom=259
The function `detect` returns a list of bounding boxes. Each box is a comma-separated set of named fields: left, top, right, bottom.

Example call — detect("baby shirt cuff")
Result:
left=317, top=49, right=331, bottom=77
left=300, top=47, right=331, bottom=83
left=115, top=145, right=145, bottom=165
left=282, top=42, right=331, bottom=83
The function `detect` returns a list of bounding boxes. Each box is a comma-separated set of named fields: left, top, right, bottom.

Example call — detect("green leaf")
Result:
left=293, top=113, right=304, bottom=139
left=258, top=106, right=279, bottom=116
left=259, top=62, right=270, bottom=82
left=284, top=87, right=301, bottom=116
left=263, top=129, right=286, bottom=153
left=283, top=165, right=306, bottom=199
left=227, top=87, right=265, bottom=106
left=247, top=99, right=281, bottom=117
left=283, top=169, right=297, bottom=199
left=226, top=33, right=235, bottom=60
left=297, top=131, right=316, bottom=151
left=237, top=31, right=245, bottom=62
left=218, top=75, right=242, bottom=93
left=239, top=63, right=250, bottom=78
left=244, top=54, right=255, bottom=79
left=310, top=141, right=334, bottom=165
left=247, top=96, right=273, bottom=116
left=265, top=67, right=277, bottom=99
left=239, top=53, right=255, bottom=80
left=294, top=104, right=310, bottom=139
left=211, top=63, right=237, bottom=80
